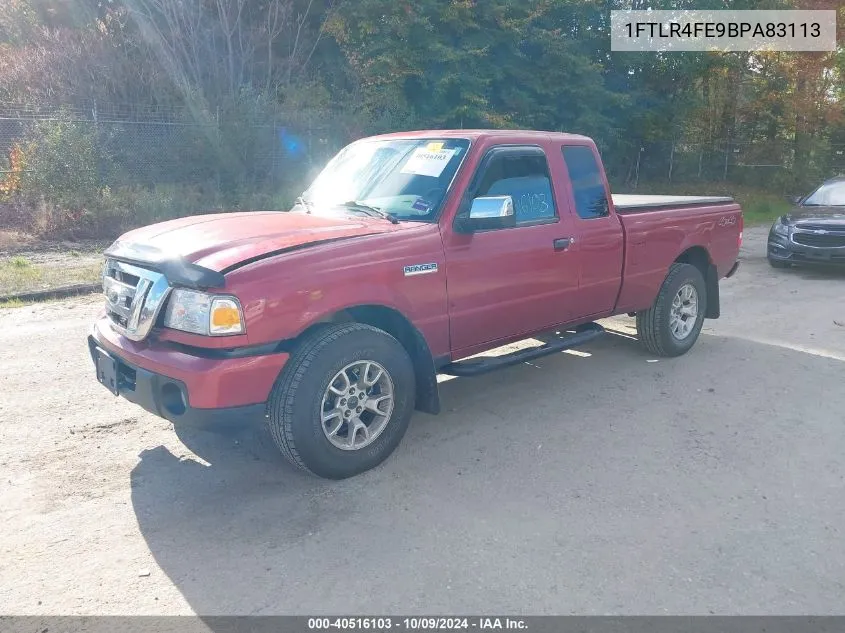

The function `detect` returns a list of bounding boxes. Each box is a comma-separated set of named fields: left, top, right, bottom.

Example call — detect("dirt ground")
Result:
left=1, top=226, right=844, bottom=615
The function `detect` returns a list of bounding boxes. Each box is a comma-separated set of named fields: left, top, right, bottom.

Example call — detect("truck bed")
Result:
left=611, top=194, right=742, bottom=316
left=612, top=194, right=734, bottom=213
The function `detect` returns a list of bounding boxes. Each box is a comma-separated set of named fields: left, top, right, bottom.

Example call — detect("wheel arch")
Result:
left=294, top=304, right=441, bottom=415
left=674, top=246, right=719, bottom=319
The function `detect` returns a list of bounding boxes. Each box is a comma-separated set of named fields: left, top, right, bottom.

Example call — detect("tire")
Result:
left=636, top=263, right=707, bottom=358
left=266, top=323, right=416, bottom=479
left=768, top=256, right=791, bottom=269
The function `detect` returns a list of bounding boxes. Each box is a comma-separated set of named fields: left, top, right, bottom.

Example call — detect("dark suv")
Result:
left=768, top=176, right=845, bottom=268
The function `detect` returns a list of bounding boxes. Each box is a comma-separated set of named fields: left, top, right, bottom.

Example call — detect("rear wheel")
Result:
left=636, top=263, right=707, bottom=358
left=266, top=323, right=416, bottom=479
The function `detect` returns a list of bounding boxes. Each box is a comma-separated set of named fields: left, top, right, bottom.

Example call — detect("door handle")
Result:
left=553, top=237, right=574, bottom=252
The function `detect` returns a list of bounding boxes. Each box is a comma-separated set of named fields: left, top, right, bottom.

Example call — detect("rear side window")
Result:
left=562, top=146, right=609, bottom=219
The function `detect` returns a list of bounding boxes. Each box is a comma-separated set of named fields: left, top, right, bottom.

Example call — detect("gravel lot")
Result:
left=1, top=226, right=844, bottom=615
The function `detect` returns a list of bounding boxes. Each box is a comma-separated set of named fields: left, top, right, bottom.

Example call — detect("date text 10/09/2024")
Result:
left=308, top=618, right=528, bottom=630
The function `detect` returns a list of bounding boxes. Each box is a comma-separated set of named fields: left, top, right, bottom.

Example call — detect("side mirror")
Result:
left=788, top=195, right=803, bottom=205
left=456, top=195, right=516, bottom=232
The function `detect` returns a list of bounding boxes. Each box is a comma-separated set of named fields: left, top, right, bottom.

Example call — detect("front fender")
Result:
left=222, top=225, right=451, bottom=358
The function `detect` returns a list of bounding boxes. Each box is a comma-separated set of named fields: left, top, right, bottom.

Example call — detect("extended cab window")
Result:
left=473, top=149, right=556, bottom=224
left=562, top=145, right=609, bottom=219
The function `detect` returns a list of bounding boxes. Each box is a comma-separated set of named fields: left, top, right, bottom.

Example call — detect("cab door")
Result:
left=441, top=144, right=580, bottom=357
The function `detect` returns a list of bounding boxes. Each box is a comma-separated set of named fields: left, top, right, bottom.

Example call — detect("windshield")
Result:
left=300, top=137, right=470, bottom=221
left=802, top=180, right=845, bottom=206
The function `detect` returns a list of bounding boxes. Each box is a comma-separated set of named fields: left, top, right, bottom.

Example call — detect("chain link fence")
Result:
left=0, top=101, right=352, bottom=205
left=4, top=101, right=845, bottom=195
left=2, top=101, right=845, bottom=237
left=607, top=138, right=845, bottom=192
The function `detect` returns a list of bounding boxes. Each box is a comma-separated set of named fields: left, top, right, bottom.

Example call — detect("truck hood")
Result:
left=106, top=211, right=405, bottom=274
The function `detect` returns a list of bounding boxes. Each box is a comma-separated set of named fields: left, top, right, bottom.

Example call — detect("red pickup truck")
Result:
left=90, top=130, right=742, bottom=478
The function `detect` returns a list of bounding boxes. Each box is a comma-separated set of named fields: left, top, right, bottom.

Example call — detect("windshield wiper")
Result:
left=294, top=196, right=313, bottom=213
left=341, top=201, right=399, bottom=224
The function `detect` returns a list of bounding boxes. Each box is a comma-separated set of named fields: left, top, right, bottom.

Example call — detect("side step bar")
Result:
left=440, top=322, right=605, bottom=377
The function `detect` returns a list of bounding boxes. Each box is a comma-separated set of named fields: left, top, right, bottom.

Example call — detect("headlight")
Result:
left=163, top=289, right=245, bottom=336
left=772, top=218, right=789, bottom=237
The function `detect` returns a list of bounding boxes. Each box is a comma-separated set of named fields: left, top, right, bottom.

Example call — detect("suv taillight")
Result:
left=738, top=214, right=743, bottom=249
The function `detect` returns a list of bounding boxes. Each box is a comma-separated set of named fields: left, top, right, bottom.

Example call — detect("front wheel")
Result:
left=266, top=323, right=416, bottom=479
left=636, top=263, right=707, bottom=358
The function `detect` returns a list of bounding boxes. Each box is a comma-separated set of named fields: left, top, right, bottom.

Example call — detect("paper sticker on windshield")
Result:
left=401, top=148, right=456, bottom=178
left=426, top=142, right=444, bottom=151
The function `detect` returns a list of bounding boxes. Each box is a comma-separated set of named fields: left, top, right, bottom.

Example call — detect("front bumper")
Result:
left=768, top=233, right=845, bottom=266
left=89, top=317, right=290, bottom=428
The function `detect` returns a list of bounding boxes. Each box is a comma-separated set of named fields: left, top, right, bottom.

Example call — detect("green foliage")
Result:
left=98, top=184, right=213, bottom=228
left=214, top=89, right=282, bottom=194
left=327, top=0, right=620, bottom=135
left=0, top=0, right=38, bottom=46
left=2, top=0, right=844, bottom=241
left=19, top=118, right=103, bottom=208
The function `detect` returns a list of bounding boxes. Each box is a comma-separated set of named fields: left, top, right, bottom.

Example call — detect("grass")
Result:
left=740, top=196, right=793, bottom=227
left=0, top=297, right=26, bottom=308
left=613, top=182, right=792, bottom=227
left=0, top=258, right=102, bottom=297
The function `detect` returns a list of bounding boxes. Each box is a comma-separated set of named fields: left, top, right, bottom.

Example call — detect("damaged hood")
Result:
left=105, top=211, right=404, bottom=279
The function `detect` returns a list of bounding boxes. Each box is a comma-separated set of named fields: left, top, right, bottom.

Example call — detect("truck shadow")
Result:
left=130, top=329, right=845, bottom=615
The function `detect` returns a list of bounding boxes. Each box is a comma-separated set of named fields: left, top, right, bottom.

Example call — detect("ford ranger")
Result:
left=89, top=130, right=742, bottom=479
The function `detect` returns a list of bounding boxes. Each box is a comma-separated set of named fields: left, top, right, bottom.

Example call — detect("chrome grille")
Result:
left=792, top=231, right=845, bottom=248
left=103, top=259, right=171, bottom=341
